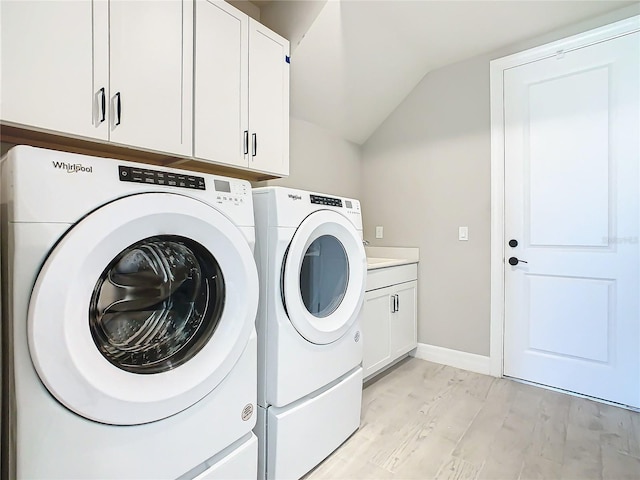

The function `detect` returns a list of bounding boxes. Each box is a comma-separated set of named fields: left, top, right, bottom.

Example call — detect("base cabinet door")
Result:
left=0, top=0, right=107, bottom=140
left=362, top=279, right=417, bottom=381
left=362, top=286, right=393, bottom=379
left=390, top=281, right=417, bottom=357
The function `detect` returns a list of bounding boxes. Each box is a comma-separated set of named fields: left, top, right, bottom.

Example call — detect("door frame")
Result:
left=489, top=15, right=640, bottom=377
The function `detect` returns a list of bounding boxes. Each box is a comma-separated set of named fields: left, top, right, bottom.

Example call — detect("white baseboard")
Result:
left=411, top=343, right=492, bottom=376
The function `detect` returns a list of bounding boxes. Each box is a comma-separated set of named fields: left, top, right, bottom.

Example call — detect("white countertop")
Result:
left=367, top=257, right=417, bottom=270
left=365, top=246, right=419, bottom=271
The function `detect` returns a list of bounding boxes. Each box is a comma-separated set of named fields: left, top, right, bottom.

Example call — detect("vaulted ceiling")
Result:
left=259, top=0, right=637, bottom=145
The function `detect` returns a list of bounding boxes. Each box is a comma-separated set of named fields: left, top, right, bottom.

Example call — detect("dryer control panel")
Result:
left=309, top=194, right=361, bottom=218
left=310, top=194, right=342, bottom=207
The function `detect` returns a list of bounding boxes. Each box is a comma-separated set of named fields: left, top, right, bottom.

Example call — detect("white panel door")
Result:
left=109, top=0, right=192, bottom=156
left=194, top=0, right=248, bottom=167
left=503, top=32, right=639, bottom=407
left=0, top=0, right=108, bottom=140
left=248, top=19, right=289, bottom=175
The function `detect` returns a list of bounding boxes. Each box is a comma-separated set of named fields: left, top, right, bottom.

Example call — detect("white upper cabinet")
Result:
left=109, top=0, right=193, bottom=156
left=0, top=0, right=107, bottom=140
left=194, top=1, right=289, bottom=176
left=194, top=0, right=248, bottom=167
left=1, top=0, right=192, bottom=156
left=248, top=19, right=290, bottom=176
left=1, top=0, right=286, bottom=176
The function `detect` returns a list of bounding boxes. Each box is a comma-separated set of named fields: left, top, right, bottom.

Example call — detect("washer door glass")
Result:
left=299, top=235, right=348, bottom=318
left=90, top=236, right=224, bottom=374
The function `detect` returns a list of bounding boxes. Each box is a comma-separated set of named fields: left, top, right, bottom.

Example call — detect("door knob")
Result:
left=508, top=257, right=528, bottom=265
left=509, top=239, right=518, bottom=247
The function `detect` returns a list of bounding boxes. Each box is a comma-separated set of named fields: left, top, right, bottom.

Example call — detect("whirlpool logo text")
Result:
left=288, top=194, right=302, bottom=201
left=52, top=161, right=93, bottom=174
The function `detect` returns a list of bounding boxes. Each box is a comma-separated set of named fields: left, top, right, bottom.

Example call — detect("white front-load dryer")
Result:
left=0, top=146, right=259, bottom=479
left=252, top=186, right=367, bottom=480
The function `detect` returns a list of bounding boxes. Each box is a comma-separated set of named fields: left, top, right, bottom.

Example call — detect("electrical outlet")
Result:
left=375, top=226, right=384, bottom=239
left=459, top=226, right=469, bottom=241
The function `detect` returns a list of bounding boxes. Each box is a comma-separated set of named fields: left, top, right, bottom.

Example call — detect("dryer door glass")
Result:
left=89, top=235, right=225, bottom=374
left=300, top=235, right=348, bottom=317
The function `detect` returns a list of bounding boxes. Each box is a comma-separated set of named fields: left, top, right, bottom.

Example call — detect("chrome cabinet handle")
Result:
left=252, top=133, right=257, bottom=157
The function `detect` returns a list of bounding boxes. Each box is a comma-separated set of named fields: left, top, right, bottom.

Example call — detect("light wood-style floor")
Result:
left=306, top=358, right=640, bottom=480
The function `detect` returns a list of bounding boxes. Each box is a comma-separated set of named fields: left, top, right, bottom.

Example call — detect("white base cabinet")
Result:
left=362, top=264, right=417, bottom=381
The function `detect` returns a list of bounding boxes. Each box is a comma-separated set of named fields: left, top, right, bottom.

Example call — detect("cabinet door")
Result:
left=109, top=0, right=192, bottom=156
left=0, top=0, right=107, bottom=140
left=248, top=20, right=289, bottom=175
left=390, top=281, right=417, bottom=357
left=194, top=0, right=248, bottom=167
left=361, top=287, right=393, bottom=379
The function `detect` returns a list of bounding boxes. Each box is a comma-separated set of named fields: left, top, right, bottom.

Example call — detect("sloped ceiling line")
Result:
left=259, top=0, right=634, bottom=145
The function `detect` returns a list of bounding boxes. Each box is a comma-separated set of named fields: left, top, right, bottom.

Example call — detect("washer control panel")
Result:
left=119, top=165, right=205, bottom=190
left=214, top=178, right=248, bottom=205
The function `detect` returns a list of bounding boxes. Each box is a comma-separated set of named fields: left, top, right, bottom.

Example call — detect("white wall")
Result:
left=253, top=116, right=362, bottom=200
left=362, top=55, right=491, bottom=355
left=360, top=5, right=640, bottom=357
left=1, top=143, right=14, bottom=157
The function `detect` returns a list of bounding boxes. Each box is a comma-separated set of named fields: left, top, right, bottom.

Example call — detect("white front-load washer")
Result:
left=0, top=146, right=259, bottom=479
left=252, top=186, right=367, bottom=480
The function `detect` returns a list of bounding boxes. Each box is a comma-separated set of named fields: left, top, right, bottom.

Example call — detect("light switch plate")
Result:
left=375, top=226, right=384, bottom=239
left=459, top=226, right=468, bottom=241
